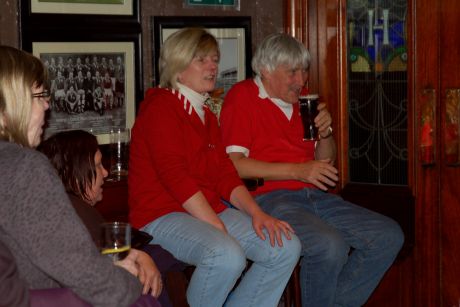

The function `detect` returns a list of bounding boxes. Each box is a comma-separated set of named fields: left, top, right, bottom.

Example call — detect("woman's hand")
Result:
left=135, top=249, right=163, bottom=297
left=229, top=185, right=294, bottom=247
left=252, top=209, right=294, bottom=247
left=114, top=249, right=139, bottom=277
left=114, top=249, right=163, bottom=297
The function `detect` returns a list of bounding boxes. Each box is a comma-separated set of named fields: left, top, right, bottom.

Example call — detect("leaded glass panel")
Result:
left=347, top=0, right=408, bottom=185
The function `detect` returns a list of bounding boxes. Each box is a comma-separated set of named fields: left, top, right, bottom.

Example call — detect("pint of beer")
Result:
left=299, top=94, right=319, bottom=141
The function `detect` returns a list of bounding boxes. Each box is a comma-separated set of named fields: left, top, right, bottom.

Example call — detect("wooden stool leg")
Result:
left=283, top=276, right=292, bottom=306
left=282, top=261, right=302, bottom=307
left=292, top=263, right=301, bottom=307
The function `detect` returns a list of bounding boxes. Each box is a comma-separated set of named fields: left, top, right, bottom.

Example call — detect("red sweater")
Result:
left=220, top=79, right=316, bottom=195
left=128, top=87, right=242, bottom=229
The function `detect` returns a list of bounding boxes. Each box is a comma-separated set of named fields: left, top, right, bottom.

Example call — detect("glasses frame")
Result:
left=31, top=90, right=51, bottom=99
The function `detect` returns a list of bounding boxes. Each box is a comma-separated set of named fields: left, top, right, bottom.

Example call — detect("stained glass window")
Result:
left=347, top=0, right=408, bottom=185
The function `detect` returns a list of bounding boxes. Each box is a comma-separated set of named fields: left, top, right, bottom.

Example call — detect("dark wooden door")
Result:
left=414, top=0, right=460, bottom=305
left=439, top=0, right=460, bottom=305
left=413, top=0, right=441, bottom=305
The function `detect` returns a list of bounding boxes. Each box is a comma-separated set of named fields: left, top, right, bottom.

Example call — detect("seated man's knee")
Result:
left=375, top=218, right=405, bottom=253
left=304, top=231, right=349, bottom=265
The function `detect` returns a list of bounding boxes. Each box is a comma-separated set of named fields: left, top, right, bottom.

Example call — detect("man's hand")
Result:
left=315, top=102, right=333, bottom=137
left=291, top=159, right=338, bottom=191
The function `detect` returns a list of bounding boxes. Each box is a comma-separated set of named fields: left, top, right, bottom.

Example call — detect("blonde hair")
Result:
left=159, top=27, right=219, bottom=89
left=0, top=45, right=47, bottom=147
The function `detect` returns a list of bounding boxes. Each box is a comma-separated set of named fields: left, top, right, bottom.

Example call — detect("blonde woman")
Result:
left=0, top=45, right=158, bottom=307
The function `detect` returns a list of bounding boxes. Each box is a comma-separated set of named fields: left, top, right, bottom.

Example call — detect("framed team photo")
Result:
left=32, top=41, right=137, bottom=144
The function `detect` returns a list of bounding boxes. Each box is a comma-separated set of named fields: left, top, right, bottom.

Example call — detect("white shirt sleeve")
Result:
left=226, top=145, right=250, bottom=157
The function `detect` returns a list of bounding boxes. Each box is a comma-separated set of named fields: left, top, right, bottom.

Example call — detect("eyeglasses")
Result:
left=32, top=90, right=51, bottom=100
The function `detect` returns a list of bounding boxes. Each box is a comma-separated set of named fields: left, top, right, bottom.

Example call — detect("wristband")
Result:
left=320, top=126, right=333, bottom=139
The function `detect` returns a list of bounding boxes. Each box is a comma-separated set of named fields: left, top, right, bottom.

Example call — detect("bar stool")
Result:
left=282, top=260, right=302, bottom=307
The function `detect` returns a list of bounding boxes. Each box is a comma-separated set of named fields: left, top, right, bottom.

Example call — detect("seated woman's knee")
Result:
left=202, top=240, right=247, bottom=276
left=276, top=234, right=302, bottom=265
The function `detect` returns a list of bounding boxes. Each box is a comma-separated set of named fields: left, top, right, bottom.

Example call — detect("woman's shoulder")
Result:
left=138, top=87, right=188, bottom=121
left=0, top=141, right=47, bottom=166
left=143, top=87, right=178, bottom=103
left=139, top=87, right=179, bottom=111
left=0, top=141, right=62, bottom=193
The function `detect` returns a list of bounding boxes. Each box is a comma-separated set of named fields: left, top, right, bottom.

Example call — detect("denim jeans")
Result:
left=255, top=188, right=404, bottom=307
left=141, top=208, right=301, bottom=307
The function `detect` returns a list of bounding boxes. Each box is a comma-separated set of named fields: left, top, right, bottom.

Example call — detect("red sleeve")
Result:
left=207, top=109, right=243, bottom=200
left=133, top=89, right=201, bottom=205
left=220, top=81, right=254, bottom=150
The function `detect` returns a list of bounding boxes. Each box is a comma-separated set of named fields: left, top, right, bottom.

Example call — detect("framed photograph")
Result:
left=31, top=40, right=140, bottom=144
left=152, top=16, right=252, bottom=94
left=29, top=0, right=134, bottom=15
left=20, top=0, right=141, bottom=31
left=183, top=0, right=240, bottom=10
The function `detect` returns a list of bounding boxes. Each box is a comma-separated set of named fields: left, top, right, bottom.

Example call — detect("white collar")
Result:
left=177, top=83, right=209, bottom=123
left=254, top=76, right=293, bottom=120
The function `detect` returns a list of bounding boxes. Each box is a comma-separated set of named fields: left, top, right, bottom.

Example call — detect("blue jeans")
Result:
left=255, top=189, right=404, bottom=307
left=141, top=208, right=301, bottom=307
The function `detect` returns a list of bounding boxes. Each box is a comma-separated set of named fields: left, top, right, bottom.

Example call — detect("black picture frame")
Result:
left=21, top=28, right=143, bottom=144
left=152, top=16, right=252, bottom=90
left=19, top=0, right=141, bottom=30
left=19, top=0, right=143, bottom=144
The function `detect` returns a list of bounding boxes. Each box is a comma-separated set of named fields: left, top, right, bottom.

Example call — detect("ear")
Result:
left=260, top=68, right=271, bottom=81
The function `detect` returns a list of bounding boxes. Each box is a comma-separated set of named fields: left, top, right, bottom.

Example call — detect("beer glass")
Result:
left=109, top=127, right=130, bottom=180
left=299, top=94, right=319, bottom=141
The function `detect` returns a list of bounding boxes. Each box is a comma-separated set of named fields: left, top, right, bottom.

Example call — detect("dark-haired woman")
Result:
left=38, top=129, right=166, bottom=302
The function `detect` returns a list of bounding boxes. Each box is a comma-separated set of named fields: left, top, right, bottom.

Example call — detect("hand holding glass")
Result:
left=100, top=222, right=131, bottom=261
left=299, top=94, right=320, bottom=141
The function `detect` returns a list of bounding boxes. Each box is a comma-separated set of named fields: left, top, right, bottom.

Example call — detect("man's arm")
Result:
left=228, top=152, right=338, bottom=191
left=314, top=102, right=337, bottom=161
left=228, top=152, right=301, bottom=181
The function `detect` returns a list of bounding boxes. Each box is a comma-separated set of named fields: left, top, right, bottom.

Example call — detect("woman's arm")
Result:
left=229, top=185, right=294, bottom=247
left=182, top=191, right=227, bottom=233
